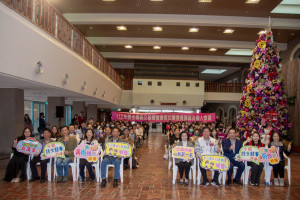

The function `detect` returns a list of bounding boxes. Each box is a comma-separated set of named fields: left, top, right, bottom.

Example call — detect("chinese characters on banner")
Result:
left=41, top=142, right=65, bottom=160
left=235, top=146, right=261, bottom=165
left=259, top=147, right=280, bottom=164
left=16, top=137, right=42, bottom=155
left=172, top=147, right=195, bottom=160
left=111, top=112, right=216, bottom=123
left=74, top=144, right=102, bottom=162
left=200, top=155, right=230, bottom=171
left=104, top=142, right=133, bottom=158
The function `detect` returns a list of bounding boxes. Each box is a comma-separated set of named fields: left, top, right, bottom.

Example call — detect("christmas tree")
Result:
left=236, top=27, right=291, bottom=141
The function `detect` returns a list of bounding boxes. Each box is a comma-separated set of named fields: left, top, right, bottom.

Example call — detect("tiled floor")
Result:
left=0, top=132, right=299, bottom=200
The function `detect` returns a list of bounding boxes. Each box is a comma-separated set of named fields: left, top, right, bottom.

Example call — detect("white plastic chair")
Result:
left=197, top=158, right=224, bottom=185
left=100, top=156, right=125, bottom=183
left=27, top=155, right=53, bottom=182
left=53, top=157, right=77, bottom=181
left=168, top=149, right=172, bottom=170
left=172, top=157, right=196, bottom=184
left=264, top=152, right=291, bottom=185
left=76, top=147, right=103, bottom=182
left=10, top=153, right=31, bottom=180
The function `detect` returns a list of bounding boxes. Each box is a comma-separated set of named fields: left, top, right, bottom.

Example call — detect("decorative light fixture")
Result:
left=153, top=26, right=162, bottom=31
left=82, top=81, right=87, bottom=90
left=223, top=28, right=234, bottom=34
left=117, top=26, right=127, bottom=31
left=102, top=0, right=116, bottom=1
left=181, top=47, right=189, bottom=50
left=153, top=46, right=161, bottom=49
left=198, top=0, right=212, bottom=2
left=150, top=0, right=163, bottom=1
left=189, top=27, right=199, bottom=32
left=93, top=87, right=98, bottom=95
left=63, top=74, right=69, bottom=84
left=209, top=48, right=217, bottom=51
left=125, top=45, right=132, bottom=49
left=35, top=61, right=44, bottom=74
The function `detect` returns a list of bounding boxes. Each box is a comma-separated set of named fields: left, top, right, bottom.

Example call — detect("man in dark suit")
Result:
left=222, top=128, right=244, bottom=185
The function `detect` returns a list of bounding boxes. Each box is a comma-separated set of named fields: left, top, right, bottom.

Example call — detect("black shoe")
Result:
left=29, top=177, right=40, bottom=183
left=211, top=180, right=221, bottom=186
left=233, top=179, right=243, bottom=186
left=101, top=179, right=106, bottom=188
left=249, top=181, right=256, bottom=186
left=40, top=179, right=46, bottom=183
left=226, top=179, right=232, bottom=185
left=200, top=181, right=209, bottom=187
left=113, top=179, right=118, bottom=187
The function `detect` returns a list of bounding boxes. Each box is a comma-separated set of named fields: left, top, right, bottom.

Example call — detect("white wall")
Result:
left=133, top=79, right=204, bottom=107
left=205, top=92, right=241, bottom=103
left=0, top=3, right=121, bottom=105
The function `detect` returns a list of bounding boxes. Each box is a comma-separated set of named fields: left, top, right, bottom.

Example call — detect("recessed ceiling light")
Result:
left=117, top=26, right=127, bottom=31
left=258, top=30, right=266, bottom=35
left=102, top=0, right=116, bottom=1
left=246, top=0, right=260, bottom=3
left=209, top=48, right=217, bottom=51
left=223, top=29, right=234, bottom=34
left=150, top=0, right=163, bottom=1
left=89, top=27, right=93, bottom=30
left=189, top=27, right=199, bottom=32
left=181, top=47, right=189, bottom=50
left=201, top=69, right=227, bottom=74
left=125, top=45, right=132, bottom=49
left=198, top=0, right=212, bottom=2
left=153, top=46, right=161, bottom=49
left=225, top=49, right=253, bottom=56
left=153, top=26, right=162, bottom=31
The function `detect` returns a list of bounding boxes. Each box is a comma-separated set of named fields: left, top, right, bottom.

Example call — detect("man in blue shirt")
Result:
left=222, top=128, right=244, bottom=185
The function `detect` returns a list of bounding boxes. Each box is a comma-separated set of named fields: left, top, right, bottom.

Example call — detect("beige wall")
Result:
left=133, top=79, right=205, bottom=107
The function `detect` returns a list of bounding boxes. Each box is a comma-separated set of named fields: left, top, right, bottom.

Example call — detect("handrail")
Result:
left=1, top=0, right=122, bottom=88
left=205, top=82, right=244, bottom=93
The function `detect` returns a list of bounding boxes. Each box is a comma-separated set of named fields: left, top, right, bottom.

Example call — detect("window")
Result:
left=176, top=82, right=180, bottom=87
left=195, top=83, right=200, bottom=87
left=186, top=82, right=190, bottom=87
left=138, top=81, right=142, bottom=85
left=148, top=81, right=152, bottom=86
left=157, top=81, right=162, bottom=86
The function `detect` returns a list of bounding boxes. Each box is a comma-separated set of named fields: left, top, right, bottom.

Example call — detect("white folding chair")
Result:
left=172, top=157, right=196, bottom=184
left=197, top=158, right=202, bottom=185
left=168, top=149, right=172, bottom=170
left=53, top=157, right=77, bottom=181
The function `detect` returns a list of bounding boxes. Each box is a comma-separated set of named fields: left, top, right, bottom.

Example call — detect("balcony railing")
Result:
left=1, top=0, right=122, bottom=88
left=205, top=82, right=244, bottom=93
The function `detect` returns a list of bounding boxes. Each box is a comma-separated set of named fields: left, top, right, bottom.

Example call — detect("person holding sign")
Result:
left=244, top=132, right=264, bottom=186
left=29, top=128, right=51, bottom=183
left=222, top=128, right=244, bottom=186
left=78, top=128, right=99, bottom=181
left=195, top=127, right=221, bottom=186
left=174, top=132, right=194, bottom=185
left=269, top=132, right=291, bottom=186
left=4, top=127, right=34, bottom=182
left=56, top=126, right=78, bottom=183
left=101, top=128, right=124, bottom=188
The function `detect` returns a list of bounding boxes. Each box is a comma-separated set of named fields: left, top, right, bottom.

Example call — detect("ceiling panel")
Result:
left=76, top=25, right=300, bottom=43
left=49, top=0, right=300, bottom=19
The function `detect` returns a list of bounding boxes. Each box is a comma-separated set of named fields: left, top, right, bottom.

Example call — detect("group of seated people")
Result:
left=4, top=119, right=148, bottom=188
left=167, top=121, right=291, bottom=187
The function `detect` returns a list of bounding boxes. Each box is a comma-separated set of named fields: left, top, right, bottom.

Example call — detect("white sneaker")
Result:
left=279, top=178, right=284, bottom=187
left=10, top=178, right=17, bottom=183
left=14, top=178, right=21, bottom=183
left=274, top=178, right=279, bottom=186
